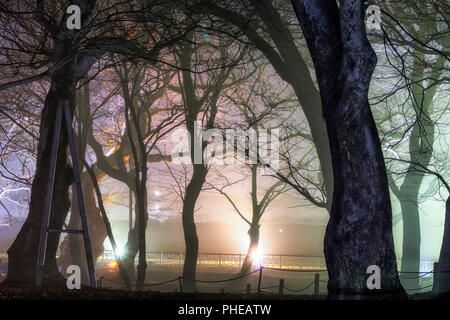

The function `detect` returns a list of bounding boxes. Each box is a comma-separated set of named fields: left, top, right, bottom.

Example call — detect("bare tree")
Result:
left=194, top=0, right=334, bottom=212
left=116, top=61, right=182, bottom=290
left=291, top=0, right=404, bottom=297
left=167, top=31, right=251, bottom=291
left=372, top=0, right=449, bottom=289
left=0, top=0, right=192, bottom=286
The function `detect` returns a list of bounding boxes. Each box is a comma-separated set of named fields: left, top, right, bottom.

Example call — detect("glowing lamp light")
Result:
left=154, top=190, right=160, bottom=196
left=106, top=260, right=118, bottom=272
left=251, top=247, right=264, bottom=268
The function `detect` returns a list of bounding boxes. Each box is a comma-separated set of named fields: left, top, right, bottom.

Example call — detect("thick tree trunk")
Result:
left=292, top=0, right=404, bottom=298
left=182, top=164, right=207, bottom=292
left=323, top=101, right=402, bottom=298
left=5, top=66, right=77, bottom=286
left=437, top=197, right=450, bottom=292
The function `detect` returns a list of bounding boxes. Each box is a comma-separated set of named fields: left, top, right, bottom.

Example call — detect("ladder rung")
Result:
left=47, top=228, right=84, bottom=234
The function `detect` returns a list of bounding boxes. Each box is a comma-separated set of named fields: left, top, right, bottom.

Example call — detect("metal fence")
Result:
left=99, top=251, right=327, bottom=271
left=99, top=266, right=329, bottom=296
left=0, top=251, right=437, bottom=275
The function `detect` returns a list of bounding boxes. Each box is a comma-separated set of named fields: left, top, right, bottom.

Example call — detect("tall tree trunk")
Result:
left=395, top=52, right=442, bottom=290
left=241, top=164, right=262, bottom=275
left=292, top=0, right=405, bottom=298
left=182, top=163, right=207, bottom=292
left=398, top=178, right=422, bottom=290
left=135, top=179, right=148, bottom=291
left=5, top=65, right=77, bottom=286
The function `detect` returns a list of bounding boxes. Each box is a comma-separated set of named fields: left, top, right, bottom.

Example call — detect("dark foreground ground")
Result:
left=2, top=287, right=448, bottom=320
left=0, top=286, right=324, bottom=300
left=0, top=285, right=449, bottom=300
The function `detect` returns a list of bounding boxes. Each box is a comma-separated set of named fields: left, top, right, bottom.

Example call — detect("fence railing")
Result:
left=99, top=250, right=327, bottom=271
left=0, top=250, right=436, bottom=275
left=98, top=265, right=440, bottom=296
left=98, top=266, right=328, bottom=296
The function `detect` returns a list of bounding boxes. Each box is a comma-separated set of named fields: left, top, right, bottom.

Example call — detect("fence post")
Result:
left=433, top=262, right=440, bottom=294
left=279, top=278, right=284, bottom=295
left=257, top=267, right=263, bottom=293
left=246, top=283, right=251, bottom=294
left=178, top=277, right=183, bottom=293
left=314, top=273, right=320, bottom=296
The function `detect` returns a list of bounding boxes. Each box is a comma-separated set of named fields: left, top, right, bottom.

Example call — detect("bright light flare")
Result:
left=106, top=260, right=118, bottom=272
left=251, top=246, right=264, bottom=268
left=116, top=245, right=125, bottom=258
